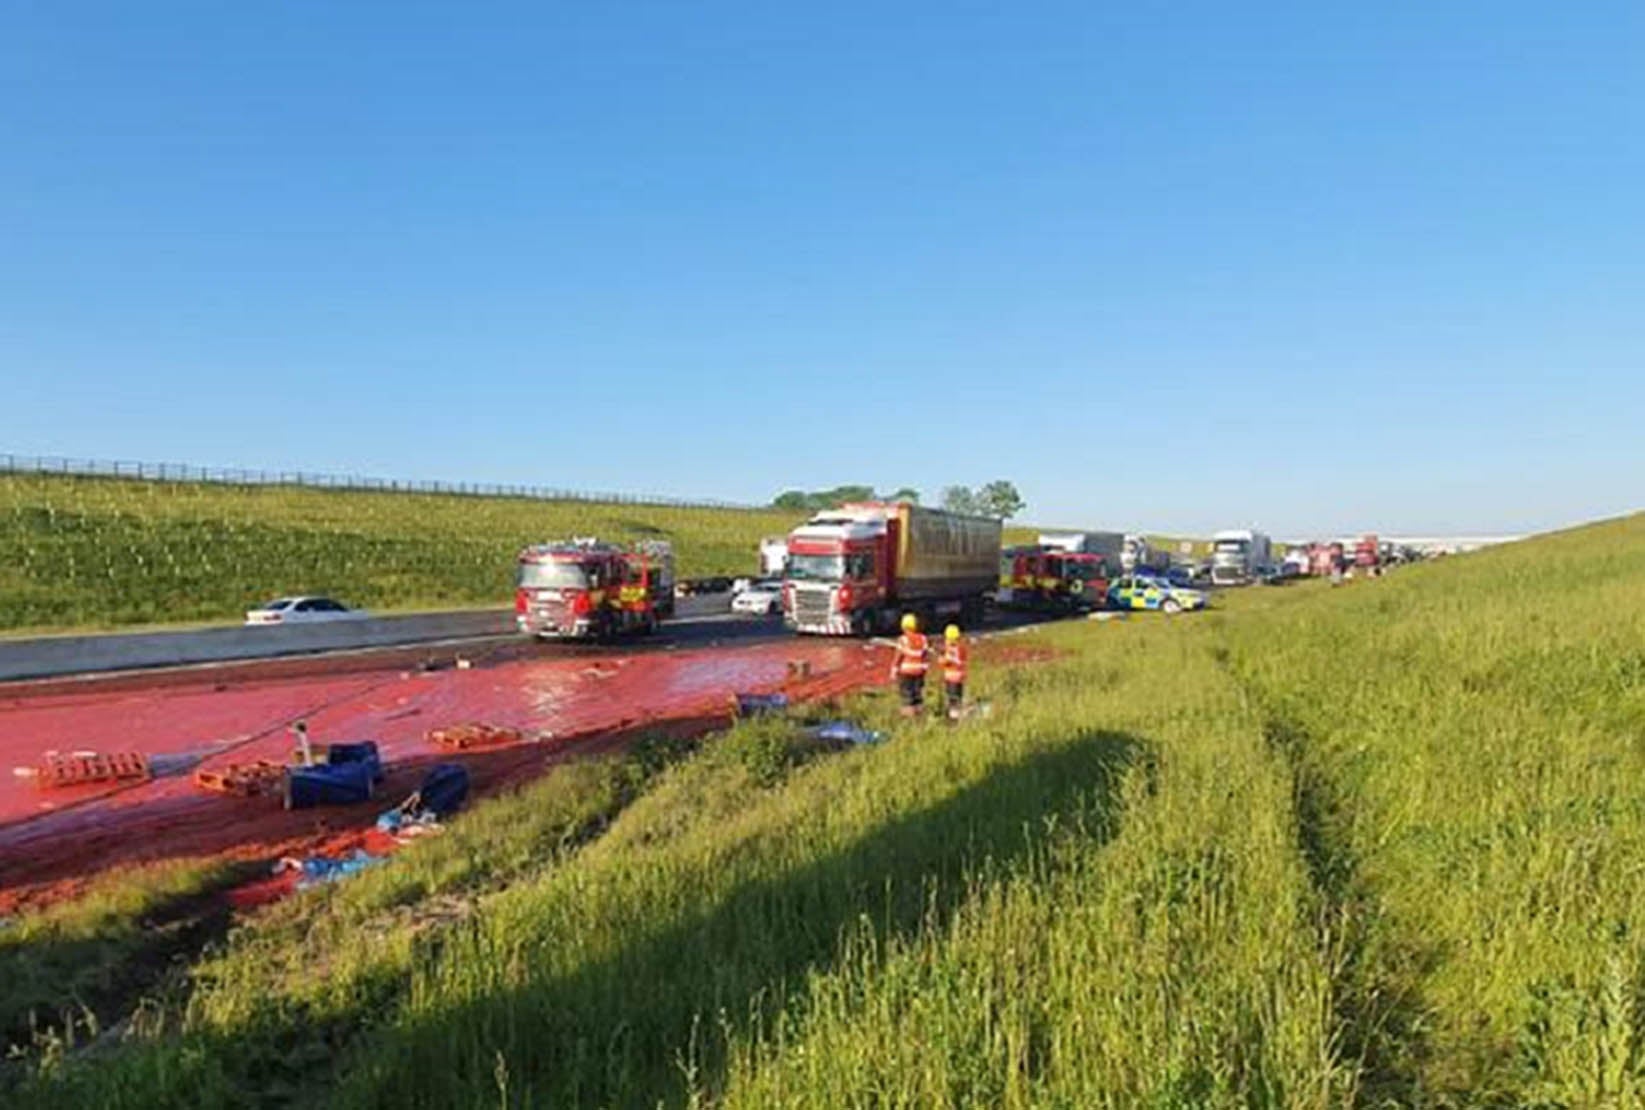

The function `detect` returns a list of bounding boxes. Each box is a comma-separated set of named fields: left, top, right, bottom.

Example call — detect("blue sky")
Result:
left=2, top=1, right=1641, bottom=537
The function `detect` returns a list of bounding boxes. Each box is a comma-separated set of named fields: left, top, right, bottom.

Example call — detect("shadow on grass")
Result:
left=332, top=728, right=1145, bottom=1108
left=0, top=859, right=265, bottom=1062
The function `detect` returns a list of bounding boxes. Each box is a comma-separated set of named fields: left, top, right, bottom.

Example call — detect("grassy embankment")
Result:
left=6, top=513, right=1642, bottom=1107
left=0, top=473, right=804, bottom=633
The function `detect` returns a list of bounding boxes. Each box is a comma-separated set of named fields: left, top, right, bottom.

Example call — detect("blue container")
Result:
left=285, top=760, right=377, bottom=810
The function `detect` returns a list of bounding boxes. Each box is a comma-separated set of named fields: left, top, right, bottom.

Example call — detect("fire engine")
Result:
left=997, top=545, right=1109, bottom=611
left=515, top=539, right=675, bottom=640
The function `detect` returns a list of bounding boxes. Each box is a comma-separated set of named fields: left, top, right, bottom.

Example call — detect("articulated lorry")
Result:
left=1210, top=529, right=1272, bottom=586
left=783, top=501, right=1002, bottom=636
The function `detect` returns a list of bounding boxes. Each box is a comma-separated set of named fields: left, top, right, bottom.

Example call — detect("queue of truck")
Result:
left=510, top=502, right=1343, bottom=643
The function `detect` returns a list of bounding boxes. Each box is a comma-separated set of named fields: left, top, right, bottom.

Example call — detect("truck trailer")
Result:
left=783, top=502, right=1002, bottom=636
left=1210, top=529, right=1272, bottom=586
left=1121, top=534, right=1172, bottom=574
left=758, top=537, right=789, bottom=578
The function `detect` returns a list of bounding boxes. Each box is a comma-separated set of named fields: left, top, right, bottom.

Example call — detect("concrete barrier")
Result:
left=0, top=610, right=516, bottom=682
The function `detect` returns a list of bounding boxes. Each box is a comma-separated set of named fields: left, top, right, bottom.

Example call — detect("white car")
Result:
left=244, top=596, right=368, bottom=626
left=730, top=580, right=784, bottom=616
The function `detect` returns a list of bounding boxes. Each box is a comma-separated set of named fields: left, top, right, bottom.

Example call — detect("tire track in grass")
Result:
left=1215, top=643, right=1435, bottom=1107
left=1258, top=710, right=1435, bottom=1108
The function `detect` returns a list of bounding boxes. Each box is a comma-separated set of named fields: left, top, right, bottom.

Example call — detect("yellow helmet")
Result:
left=945, top=624, right=961, bottom=641
left=900, top=613, right=919, bottom=632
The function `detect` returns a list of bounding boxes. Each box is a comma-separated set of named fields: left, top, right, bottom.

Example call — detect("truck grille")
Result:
left=792, top=587, right=834, bottom=626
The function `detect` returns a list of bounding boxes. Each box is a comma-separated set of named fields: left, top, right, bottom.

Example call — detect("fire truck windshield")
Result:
left=786, top=553, right=845, bottom=582
left=516, top=561, right=590, bottom=589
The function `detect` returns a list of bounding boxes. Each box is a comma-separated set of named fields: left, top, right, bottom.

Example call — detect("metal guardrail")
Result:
left=0, top=453, right=763, bottom=512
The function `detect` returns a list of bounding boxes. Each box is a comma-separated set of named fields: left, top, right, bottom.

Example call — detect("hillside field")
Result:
left=4, top=512, right=1641, bottom=1107
left=0, top=474, right=805, bottom=632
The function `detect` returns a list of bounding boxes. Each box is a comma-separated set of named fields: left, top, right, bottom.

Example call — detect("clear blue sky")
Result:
left=3, top=1, right=1641, bottom=537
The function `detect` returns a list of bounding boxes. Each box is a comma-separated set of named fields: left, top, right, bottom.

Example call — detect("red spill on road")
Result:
left=0, top=639, right=891, bottom=912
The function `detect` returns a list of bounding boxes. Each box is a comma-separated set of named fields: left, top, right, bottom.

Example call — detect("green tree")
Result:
left=976, top=479, right=1026, bottom=519
left=941, top=485, right=979, bottom=514
left=886, top=487, right=921, bottom=503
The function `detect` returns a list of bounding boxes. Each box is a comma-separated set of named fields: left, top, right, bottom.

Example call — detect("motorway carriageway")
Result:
left=0, top=602, right=1066, bottom=913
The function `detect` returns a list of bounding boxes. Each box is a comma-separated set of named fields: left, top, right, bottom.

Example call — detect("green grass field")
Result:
left=0, top=474, right=804, bottom=632
left=5, top=513, right=1642, bottom=1107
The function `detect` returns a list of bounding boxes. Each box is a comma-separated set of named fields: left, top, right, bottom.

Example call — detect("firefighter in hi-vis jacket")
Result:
left=890, top=613, right=930, bottom=716
left=941, top=624, right=969, bottom=718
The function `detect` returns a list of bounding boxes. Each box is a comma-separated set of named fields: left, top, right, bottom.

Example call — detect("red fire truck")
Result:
left=515, top=539, right=675, bottom=640
left=997, top=545, right=1109, bottom=611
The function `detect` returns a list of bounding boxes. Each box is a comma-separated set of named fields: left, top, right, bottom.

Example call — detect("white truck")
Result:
left=1210, top=529, right=1272, bottom=586
left=758, top=537, right=789, bottom=578
left=1121, top=534, right=1171, bottom=574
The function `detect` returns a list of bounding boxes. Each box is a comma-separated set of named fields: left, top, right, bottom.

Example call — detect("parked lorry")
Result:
left=515, top=538, right=675, bottom=640
left=758, top=537, right=789, bottom=578
left=1209, top=529, right=1272, bottom=586
left=998, top=545, right=1109, bottom=612
left=1038, top=530, right=1124, bottom=576
left=783, top=501, right=1001, bottom=635
left=1121, top=534, right=1172, bottom=574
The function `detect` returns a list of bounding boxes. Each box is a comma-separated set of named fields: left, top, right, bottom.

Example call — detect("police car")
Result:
left=1106, top=573, right=1208, bottom=614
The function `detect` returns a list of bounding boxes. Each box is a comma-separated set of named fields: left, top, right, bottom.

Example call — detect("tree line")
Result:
left=770, top=480, right=1024, bottom=519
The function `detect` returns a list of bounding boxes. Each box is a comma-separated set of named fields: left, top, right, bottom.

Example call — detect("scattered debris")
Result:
left=1089, top=611, right=1128, bottom=622
left=807, top=720, right=885, bottom=746
left=276, top=848, right=388, bottom=889
left=428, top=723, right=525, bottom=750
left=284, top=742, right=384, bottom=810
left=17, top=751, right=151, bottom=789
left=733, top=692, right=789, bottom=718
left=377, top=763, right=469, bottom=834
left=194, top=760, right=286, bottom=797
left=786, top=660, right=813, bottom=679
left=147, top=752, right=205, bottom=778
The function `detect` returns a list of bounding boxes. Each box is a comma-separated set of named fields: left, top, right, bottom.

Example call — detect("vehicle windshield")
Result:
left=786, top=553, right=845, bottom=582
left=516, top=561, right=590, bottom=589
left=259, top=598, right=295, bottom=610
left=1213, top=540, right=1249, bottom=554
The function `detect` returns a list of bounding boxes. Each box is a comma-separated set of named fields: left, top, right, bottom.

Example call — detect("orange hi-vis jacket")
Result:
left=893, top=632, right=930, bottom=677
left=942, top=640, right=969, bottom=684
